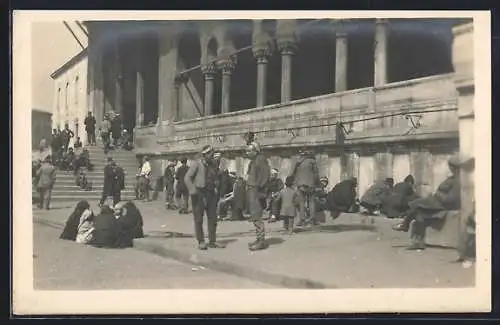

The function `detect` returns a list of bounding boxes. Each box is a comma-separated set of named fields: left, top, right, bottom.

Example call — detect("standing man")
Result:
left=164, top=159, right=177, bottom=209
left=175, top=158, right=190, bottom=214
left=184, top=145, right=224, bottom=250
left=84, top=112, right=97, bottom=145
left=139, top=156, right=152, bottom=202
left=36, top=155, right=57, bottom=210
left=60, top=123, right=75, bottom=154
left=455, top=154, right=475, bottom=267
left=101, top=114, right=112, bottom=154
left=290, top=148, right=320, bottom=227
left=245, top=141, right=271, bottom=251
left=99, top=157, right=122, bottom=207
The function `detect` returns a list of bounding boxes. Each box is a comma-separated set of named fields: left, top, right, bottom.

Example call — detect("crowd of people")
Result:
left=50, top=128, right=474, bottom=266
left=99, top=111, right=133, bottom=154
left=126, top=136, right=474, bottom=262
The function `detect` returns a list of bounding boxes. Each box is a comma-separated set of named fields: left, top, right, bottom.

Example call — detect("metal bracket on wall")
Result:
left=404, top=114, right=423, bottom=135
left=287, top=128, right=299, bottom=140
left=215, top=135, right=226, bottom=143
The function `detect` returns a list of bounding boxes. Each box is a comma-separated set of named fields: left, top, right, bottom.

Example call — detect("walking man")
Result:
left=245, top=141, right=271, bottom=251
left=36, top=155, right=57, bottom=210
left=184, top=145, right=224, bottom=250
left=139, top=156, right=152, bottom=202
left=84, top=111, right=97, bottom=145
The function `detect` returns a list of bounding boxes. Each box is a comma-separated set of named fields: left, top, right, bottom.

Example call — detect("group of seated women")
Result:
left=59, top=200, right=144, bottom=248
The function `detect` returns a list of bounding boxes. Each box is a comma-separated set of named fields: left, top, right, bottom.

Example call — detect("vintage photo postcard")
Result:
left=13, top=10, right=491, bottom=315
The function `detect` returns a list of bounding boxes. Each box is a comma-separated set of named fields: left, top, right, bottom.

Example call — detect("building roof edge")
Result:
left=50, top=48, right=88, bottom=80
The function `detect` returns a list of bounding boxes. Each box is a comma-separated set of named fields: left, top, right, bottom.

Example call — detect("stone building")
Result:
left=50, top=48, right=88, bottom=144
left=31, top=109, right=52, bottom=150
left=83, top=18, right=474, bottom=196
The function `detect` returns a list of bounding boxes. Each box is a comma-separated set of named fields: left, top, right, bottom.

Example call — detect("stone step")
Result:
left=33, top=194, right=137, bottom=202
left=52, top=184, right=136, bottom=190
left=40, top=189, right=137, bottom=197
left=55, top=174, right=137, bottom=182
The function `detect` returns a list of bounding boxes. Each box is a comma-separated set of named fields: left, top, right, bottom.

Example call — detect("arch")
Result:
left=178, top=26, right=203, bottom=120
left=207, top=37, right=219, bottom=60
left=65, top=82, right=70, bottom=118
left=74, top=75, right=79, bottom=105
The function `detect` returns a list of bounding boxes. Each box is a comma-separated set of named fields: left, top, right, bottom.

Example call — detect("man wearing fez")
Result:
left=184, top=145, right=224, bottom=250
left=245, top=141, right=271, bottom=251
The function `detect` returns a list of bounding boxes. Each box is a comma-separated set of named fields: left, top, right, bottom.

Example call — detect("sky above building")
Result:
left=31, top=21, right=88, bottom=112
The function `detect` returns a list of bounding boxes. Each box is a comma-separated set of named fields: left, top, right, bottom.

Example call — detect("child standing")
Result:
left=278, top=176, right=298, bottom=235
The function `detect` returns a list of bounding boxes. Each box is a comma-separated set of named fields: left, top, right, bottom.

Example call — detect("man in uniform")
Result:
left=36, top=155, right=57, bottom=210
left=245, top=141, right=271, bottom=251
left=184, top=145, right=224, bottom=250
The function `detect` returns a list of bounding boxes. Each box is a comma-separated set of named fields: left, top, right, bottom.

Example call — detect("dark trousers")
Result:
left=296, top=186, right=316, bottom=225
left=247, top=186, right=266, bottom=241
left=191, top=188, right=218, bottom=244
left=101, top=132, right=111, bottom=153
left=165, top=184, right=175, bottom=207
left=282, top=215, right=295, bottom=230
left=100, top=191, right=121, bottom=206
left=38, top=187, right=52, bottom=209
left=175, top=185, right=189, bottom=211
left=86, top=130, right=96, bottom=145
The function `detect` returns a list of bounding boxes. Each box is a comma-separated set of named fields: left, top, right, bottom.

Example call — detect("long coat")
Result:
left=102, top=164, right=116, bottom=196
left=289, top=154, right=320, bottom=188
left=327, top=179, right=357, bottom=212
left=408, top=174, right=461, bottom=218
left=380, top=182, right=419, bottom=218
left=360, top=180, right=392, bottom=207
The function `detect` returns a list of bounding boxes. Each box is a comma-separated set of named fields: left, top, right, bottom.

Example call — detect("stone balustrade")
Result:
left=135, top=73, right=458, bottom=156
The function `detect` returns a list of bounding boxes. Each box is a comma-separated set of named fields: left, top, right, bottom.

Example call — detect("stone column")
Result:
left=278, top=41, right=297, bottom=104
left=252, top=46, right=272, bottom=108
left=157, top=27, right=179, bottom=137
left=201, top=63, right=217, bottom=116
left=135, top=42, right=145, bottom=127
left=94, top=48, right=105, bottom=129
left=277, top=20, right=299, bottom=104
left=335, top=24, right=348, bottom=92
left=374, top=18, right=389, bottom=87
left=217, top=58, right=236, bottom=114
left=452, top=22, right=475, bottom=227
left=114, top=39, right=123, bottom=115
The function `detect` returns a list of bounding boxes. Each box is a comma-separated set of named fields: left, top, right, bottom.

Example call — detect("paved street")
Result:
left=34, top=222, right=275, bottom=290
left=32, top=200, right=475, bottom=289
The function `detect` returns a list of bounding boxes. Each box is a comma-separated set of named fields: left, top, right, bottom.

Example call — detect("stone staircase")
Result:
left=33, top=144, right=140, bottom=202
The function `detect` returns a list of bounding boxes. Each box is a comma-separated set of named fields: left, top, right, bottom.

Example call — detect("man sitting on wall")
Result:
left=392, top=155, right=462, bottom=251
left=359, top=178, right=394, bottom=215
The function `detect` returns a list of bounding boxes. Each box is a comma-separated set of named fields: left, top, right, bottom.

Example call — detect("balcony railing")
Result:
left=136, top=73, right=459, bottom=155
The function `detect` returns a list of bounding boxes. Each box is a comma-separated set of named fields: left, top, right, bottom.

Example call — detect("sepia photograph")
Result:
left=13, top=10, right=491, bottom=315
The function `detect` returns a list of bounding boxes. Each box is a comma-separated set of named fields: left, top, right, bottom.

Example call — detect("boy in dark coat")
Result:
left=277, top=176, right=298, bottom=235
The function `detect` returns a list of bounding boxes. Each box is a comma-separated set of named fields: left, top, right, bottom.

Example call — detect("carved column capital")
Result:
left=217, top=56, right=237, bottom=76
left=252, top=46, right=273, bottom=64
left=277, top=40, right=298, bottom=56
left=201, top=63, right=217, bottom=80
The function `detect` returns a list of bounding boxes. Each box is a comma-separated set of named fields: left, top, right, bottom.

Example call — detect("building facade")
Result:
left=50, top=49, right=88, bottom=144
left=84, top=18, right=474, bottom=196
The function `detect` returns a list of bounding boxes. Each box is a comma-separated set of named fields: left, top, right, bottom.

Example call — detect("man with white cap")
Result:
left=184, top=145, right=224, bottom=250
left=245, top=141, right=271, bottom=251
left=392, top=154, right=463, bottom=251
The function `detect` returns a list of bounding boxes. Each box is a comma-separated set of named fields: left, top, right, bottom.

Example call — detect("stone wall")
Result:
left=136, top=73, right=459, bottom=197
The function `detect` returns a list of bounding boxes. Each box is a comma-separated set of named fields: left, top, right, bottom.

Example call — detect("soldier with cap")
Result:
left=184, top=145, right=224, bottom=250
left=245, top=141, right=271, bottom=251
left=392, top=154, right=463, bottom=250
